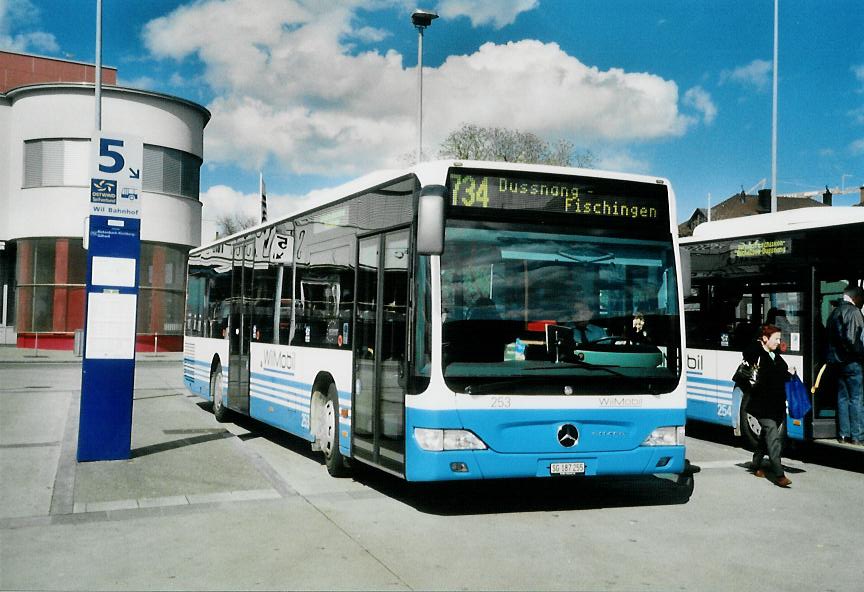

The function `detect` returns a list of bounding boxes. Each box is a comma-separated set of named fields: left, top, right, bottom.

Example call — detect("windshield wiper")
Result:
left=463, top=377, right=544, bottom=395
left=460, top=361, right=624, bottom=395
left=459, top=369, right=673, bottom=396
left=522, top=359, right=626, bottom=378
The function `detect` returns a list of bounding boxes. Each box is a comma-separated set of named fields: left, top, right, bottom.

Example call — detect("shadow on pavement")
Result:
left=131, top=429, right=233, bottom=458
left=688, top=419, right=864, bottom=475
left=362, top=471, right=695, bottom=516
left=190, top=399, right=697, bottom=515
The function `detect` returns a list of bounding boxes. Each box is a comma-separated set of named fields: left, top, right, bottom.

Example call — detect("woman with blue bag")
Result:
left=744, top=323, right=793, bottom=488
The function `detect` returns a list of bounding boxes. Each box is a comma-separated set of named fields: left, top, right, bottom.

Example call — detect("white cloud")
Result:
left=851, top=138, right=864, bottom=156
left=199, top=184, right=257, bottom=242
left=199, top=182, right=344, bottom=242
left=683, top=86, right=717, bottom=124
left=0, top=30, right=57, bottom=52
left=426, top=41, right=691, bottom=142
left=144, top=1, right=697, bottom=181
left=119, top=75, right=157, bottom=91
left=594, top=149, right=651, bottom=175
left=0, top=0, right=58, bottom=52
left=353, top=26, right=389, bottom=43
left=721, top=59, right=772, bottom=91
left=437, top=0, right=538, bottom=29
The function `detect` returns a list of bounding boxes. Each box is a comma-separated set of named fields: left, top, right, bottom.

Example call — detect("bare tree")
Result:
left=214, top=211, right=258, bottom=238
left=438, top=124, right=596, bottom=168
left=572, top=147, right=597, bottom=168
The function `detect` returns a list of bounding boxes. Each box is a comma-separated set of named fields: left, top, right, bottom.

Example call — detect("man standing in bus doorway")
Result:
left=746, top=324, right=793, bottom=488
left=826, top=286, right=864, bottom=445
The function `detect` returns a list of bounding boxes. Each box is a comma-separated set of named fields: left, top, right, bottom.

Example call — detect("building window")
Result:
left=22, top=139, right=89, bottom=188
left=22, top=139, right=201, bottom=200
left=14, top=238, right=188, bottom=339
left=143, top=145, right=201, bottom=199
left=15, top=238, right=87, bottom=333
left=138, top=243, right=189, bottom=336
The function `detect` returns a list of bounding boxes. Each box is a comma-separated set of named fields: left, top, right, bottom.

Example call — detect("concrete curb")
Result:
left=0, top=346, right=183, bottom=364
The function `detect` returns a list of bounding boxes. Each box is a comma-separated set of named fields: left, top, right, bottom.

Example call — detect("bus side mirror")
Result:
left=679, top=246, right=691, bottom=296
left=417, top=185, right=446, bottom=255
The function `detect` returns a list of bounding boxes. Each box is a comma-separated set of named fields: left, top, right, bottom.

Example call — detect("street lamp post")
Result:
left=770, top=0, right=779, bottom=212
left=412, top=9, right=438, bottom=164
left=95, top=0, right=102, bottom=130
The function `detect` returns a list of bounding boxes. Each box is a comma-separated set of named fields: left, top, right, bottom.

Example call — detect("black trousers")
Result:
left=753, top=418, right=785, bottom=478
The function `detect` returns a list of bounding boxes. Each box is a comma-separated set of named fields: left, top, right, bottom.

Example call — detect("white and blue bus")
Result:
left=680, top=207, right=864, bottom=449
left=183, top=160, right=687, bottom=481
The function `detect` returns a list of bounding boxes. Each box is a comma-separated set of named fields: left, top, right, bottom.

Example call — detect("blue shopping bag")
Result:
left=786, top=371, right=812, bottom=420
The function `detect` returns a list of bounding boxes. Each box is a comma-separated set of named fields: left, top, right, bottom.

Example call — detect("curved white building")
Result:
left=0, top=79, right=210, bottom=350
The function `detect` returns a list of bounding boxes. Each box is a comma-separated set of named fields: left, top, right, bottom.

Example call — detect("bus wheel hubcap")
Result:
left=213, top=373, right=223, bottom=410
left=323, top=400, right=336, bottom=456
left=747, top=413, right=760, bottom=436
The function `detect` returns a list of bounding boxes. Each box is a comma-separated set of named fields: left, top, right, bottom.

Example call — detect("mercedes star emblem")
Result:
left=557, top=424, right=579, bottom=448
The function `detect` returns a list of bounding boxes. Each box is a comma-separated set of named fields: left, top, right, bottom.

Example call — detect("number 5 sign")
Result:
left=90, top=131, right=143, bottom=219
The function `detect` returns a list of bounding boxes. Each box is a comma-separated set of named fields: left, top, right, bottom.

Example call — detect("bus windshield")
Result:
left=440, top=220, right=681, bottom=394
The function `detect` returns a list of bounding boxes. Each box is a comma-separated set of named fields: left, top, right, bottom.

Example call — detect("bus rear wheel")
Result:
left=211, top=363, right=229, bottom=423
left=314, top=385, right=349, bottom=477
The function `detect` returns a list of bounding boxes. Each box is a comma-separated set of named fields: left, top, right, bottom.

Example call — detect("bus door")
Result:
left=353, top=230, right=410, bottom=476
left=756, top=280, right=807, bottom=438
left=691, top=278, right=806, bottom=434
left=227, top=238, right=254, bottom=415
left=810, top=274, right=863, bottom=439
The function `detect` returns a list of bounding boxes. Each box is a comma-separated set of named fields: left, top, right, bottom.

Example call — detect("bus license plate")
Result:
left=550, top=462, right=586, bottom=476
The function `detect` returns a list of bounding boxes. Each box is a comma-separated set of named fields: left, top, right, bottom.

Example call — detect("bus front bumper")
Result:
left=404, top=441, right=686, bottom=482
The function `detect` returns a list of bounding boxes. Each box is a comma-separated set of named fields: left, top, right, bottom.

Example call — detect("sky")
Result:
left=2, top=0, right=862, bottom=240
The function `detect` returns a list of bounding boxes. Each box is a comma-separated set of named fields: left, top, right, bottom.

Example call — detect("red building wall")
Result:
left=0, top=51, right=117, bottom=92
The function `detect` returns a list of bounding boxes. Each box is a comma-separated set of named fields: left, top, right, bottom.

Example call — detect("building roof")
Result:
left=678, top=192, right=826, bottom=237
left=681, top=205, right=864, bottom=243
left=3, top=82, right=211, bottom=123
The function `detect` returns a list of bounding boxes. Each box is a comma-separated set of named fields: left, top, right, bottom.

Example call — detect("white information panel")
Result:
left=91, top=256, right=137, bottom=288
left=85, top=292, right=137, bottom=359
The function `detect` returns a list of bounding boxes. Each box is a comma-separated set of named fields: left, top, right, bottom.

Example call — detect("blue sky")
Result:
left=3, top=0, right=862, bottom=238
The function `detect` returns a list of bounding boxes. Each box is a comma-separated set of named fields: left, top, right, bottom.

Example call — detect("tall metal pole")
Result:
left=770, top=0, right=778, bottom=212
left=95, top=0, right=102, bottom=131
left=416, top=25, right=424, bottom=164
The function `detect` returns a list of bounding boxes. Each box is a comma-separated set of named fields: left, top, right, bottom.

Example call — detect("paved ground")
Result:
left=1, top=348, right=385, bottom=591
left=2, top=345, right=862, bottom=591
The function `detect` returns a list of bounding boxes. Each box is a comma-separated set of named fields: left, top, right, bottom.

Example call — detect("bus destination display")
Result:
left=448, top=171, right=667, bottom=224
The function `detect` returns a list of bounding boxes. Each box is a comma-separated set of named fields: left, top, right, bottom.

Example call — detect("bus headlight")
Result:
left=414, top=428, right=488, bottom=451
left=642, top=426, right=686, bottom=446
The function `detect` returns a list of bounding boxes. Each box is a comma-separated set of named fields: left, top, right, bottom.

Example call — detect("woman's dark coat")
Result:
left=743, top=341, right=788, bottom=423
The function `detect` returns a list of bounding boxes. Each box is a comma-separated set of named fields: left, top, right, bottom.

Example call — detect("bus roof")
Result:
left=196, top=159, right=673, bottom=252
left=681, top=206, right=864, bottom=244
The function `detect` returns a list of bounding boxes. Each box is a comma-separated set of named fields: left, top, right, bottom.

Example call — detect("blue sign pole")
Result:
left=78, top=215, right=140, bottom=461
left=77, top=132, right=143, bottom=462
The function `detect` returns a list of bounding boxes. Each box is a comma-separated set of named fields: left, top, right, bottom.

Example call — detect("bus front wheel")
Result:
left=314, top=385, right=349, bottom=477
